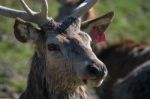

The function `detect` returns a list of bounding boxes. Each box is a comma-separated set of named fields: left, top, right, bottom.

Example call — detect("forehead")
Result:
left=46, top=31, right=91, bottom=44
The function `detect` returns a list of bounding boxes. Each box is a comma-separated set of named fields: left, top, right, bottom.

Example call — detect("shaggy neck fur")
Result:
left=19, top=53, right=88, bottom=99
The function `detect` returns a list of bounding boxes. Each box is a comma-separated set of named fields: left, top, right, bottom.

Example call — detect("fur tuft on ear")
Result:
left=81, top=11, right=114, bottom=42
left=14, top=18, right=40, bottom=43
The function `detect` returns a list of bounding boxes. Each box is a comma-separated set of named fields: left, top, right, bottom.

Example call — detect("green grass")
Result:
left=10, top=78, right=26, bottom=93
left=95, top=0, right=150, bottom=42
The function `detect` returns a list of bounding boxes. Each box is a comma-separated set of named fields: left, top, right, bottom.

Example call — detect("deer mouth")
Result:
left=82, top=78, right=104, bottom=87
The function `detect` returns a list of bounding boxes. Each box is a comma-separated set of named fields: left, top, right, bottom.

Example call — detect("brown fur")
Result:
left=95, top=40, right=150, bottom=99
left=19, top=53, right=88, bottom=99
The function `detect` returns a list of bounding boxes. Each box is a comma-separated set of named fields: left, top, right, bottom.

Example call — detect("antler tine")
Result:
left=40, top=0, right=48, bottom=18
left=0, top=6, right=31, bottom=20
left=0, top=0, right=52, bottom=26
left=71, top=0, right=97, bottom=18
left=20, top=0, right=35, bottom=15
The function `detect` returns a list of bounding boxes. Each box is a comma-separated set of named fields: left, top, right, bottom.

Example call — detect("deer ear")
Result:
left=14, top=18, right=40, bottom=43
left=81, top=11, right=114, bottom=42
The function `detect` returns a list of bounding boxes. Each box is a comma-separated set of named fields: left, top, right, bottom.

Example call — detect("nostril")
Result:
left=86, top=64, right=108, bottom=79
left=87, top=65, right=101, bottom=75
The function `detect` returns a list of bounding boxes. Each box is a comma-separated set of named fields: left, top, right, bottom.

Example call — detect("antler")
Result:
left=0, top=0, right=51, bottom=26
left=0, top=0, right=97, bottom=25
left=71, top=0, right=97, bottom=18
left=41, top=0, right=48, bottom=18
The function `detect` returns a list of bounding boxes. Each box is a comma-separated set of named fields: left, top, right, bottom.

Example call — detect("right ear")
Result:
left=14, top=18, right=40, bottom=43
left=81, top=11, right=114, bottom=43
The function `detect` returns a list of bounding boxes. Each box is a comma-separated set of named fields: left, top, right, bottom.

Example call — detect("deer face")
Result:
left=14, top=12, right=114, bottom=88
left=45, top=20, right=106, bottom=87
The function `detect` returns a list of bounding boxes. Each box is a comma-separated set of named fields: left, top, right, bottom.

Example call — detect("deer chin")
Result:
left=82, top=78, right=104, bottom=87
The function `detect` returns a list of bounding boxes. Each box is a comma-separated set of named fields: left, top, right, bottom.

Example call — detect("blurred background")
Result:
left=0, top=0, right=149, bottom=98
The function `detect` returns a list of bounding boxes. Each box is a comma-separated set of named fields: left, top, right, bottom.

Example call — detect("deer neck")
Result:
left=47, top=86, right=88, bottom=99
left=45, top=76, right=88, bottom=99
left=21, top=53, right=88, bottom=99
left=44, top=60, right=88, bottom=99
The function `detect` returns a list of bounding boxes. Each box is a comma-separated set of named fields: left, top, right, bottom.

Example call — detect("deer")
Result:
left=0, top=0, right=114, bottom=99
left=113, top=61, right=150, bottom=99
left=95, top=40, right=150, bottom=99
left=56, top=0, right=96, bottom=21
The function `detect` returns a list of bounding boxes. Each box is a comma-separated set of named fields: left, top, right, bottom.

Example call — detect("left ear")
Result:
left=81, top=11, right=114, bottom=42
left=14, top=18, right=40, bottom=43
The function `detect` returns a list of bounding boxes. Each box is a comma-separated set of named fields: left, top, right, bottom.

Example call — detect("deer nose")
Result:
left=86, top=64, right=107, bottom=78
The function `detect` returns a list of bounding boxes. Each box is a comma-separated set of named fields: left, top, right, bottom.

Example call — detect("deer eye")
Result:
left=48, top=44, right=60, bottom=51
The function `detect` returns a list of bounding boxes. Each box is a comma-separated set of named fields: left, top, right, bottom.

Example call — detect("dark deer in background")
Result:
left=113, top=61, right=150, bottom=99
left=0, top=0, right=114, bottom=99
left=56, top=0, right=96, bottom=21
left=96, top=40, right=150, bottom=99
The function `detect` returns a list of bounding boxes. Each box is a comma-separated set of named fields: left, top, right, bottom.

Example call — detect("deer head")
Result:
left=0, top=0, right=114, bottom=91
